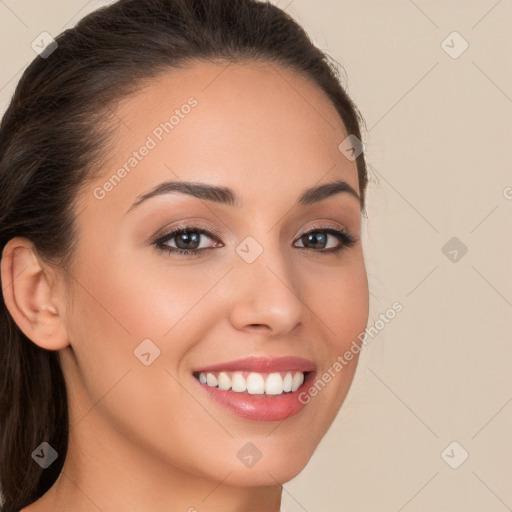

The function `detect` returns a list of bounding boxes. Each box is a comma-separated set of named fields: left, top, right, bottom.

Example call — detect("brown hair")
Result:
left=0, top=0, right=368, bottom=509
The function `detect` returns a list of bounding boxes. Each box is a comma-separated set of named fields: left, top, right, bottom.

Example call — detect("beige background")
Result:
left=1, top=1, right=511, bottom=510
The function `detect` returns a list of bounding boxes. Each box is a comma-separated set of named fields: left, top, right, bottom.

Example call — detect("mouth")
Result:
left=192, top=356, right=316, bottom=421
left=193, top=370, right=310, bottom=396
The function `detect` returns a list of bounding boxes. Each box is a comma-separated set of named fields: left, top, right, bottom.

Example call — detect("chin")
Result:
left=222, top=439, right=315, bottom=487
left=224, top=458, right=310, bottom=487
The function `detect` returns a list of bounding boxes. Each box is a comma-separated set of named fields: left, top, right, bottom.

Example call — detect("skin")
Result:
left=3, top=60, right=369, bottom=512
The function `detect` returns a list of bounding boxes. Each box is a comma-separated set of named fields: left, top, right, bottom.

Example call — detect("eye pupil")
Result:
left=302, top=232, right=327, bottom=249
left=176, top=232, right=200, bottom=250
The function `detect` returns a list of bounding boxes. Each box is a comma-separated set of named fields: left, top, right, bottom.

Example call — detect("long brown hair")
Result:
left=0, top=0, right=368, bottom=509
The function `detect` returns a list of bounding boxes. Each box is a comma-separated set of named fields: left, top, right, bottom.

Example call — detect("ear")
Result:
left=1, top=237, right=70, bottom=350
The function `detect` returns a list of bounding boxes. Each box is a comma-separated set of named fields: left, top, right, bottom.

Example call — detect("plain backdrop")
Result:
left=1, top=1, right=511, bottom=511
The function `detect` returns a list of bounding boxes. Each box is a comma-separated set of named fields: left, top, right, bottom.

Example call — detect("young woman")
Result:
left=0, top=0, right=370, bottom=510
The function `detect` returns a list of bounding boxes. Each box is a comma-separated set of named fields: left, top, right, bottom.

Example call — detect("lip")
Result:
left=193, top=356, right=317, bottom=374
left=193, top=356, right=317, bottom=422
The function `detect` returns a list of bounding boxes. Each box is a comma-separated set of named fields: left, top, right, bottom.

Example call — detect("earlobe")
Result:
left=0, top=236, right=70, bottom=351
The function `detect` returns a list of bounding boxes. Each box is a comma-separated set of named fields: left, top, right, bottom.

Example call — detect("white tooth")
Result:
left=231, top=372, right=247, bottom=392
left=291, top=372, right=304, bottom=392
left=206, top=373, right=218, bottom=387
left=199, top=372, right=207, bottom=384
left=265, top=373, right=284, bottom=395
left=246, top=372, right=265, bottom=394
left=283, top=372, right=293, bottom=392
left=217, top=372, right=232, bottom=391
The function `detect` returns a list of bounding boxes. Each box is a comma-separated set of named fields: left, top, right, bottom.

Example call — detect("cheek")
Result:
left=297, top=251, right=369, bottom=419
left=68, top=245, right=229, bottom=373
left=304, top=250, right=369, bottom=351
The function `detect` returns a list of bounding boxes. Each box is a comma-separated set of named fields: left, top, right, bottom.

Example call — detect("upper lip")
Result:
left=193, top=356, right=316, bottom=374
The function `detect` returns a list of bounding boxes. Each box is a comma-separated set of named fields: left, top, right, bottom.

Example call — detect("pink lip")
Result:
left=193, top=356, right=316, bottom=374
left=193, top=356, right=317, bottom=422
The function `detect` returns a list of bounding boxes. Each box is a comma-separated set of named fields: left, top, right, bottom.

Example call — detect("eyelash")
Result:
left=152, top=224, right=357, bottom=257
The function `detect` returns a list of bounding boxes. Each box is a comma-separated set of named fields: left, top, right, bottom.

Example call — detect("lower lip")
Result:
left=195, top=372, right=316, bottom=422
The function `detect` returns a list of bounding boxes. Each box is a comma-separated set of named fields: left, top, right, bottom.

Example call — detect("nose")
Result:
left=226, top=243, right=305, bottom=336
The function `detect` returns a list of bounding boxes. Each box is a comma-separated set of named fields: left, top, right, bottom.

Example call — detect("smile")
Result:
left=194, top=370, right=306, bottom=395
left=192, top=356, right=316, bottom=421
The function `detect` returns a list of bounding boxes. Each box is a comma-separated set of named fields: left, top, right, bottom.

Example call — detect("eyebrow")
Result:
left=125, top=178, right=360, bottom=214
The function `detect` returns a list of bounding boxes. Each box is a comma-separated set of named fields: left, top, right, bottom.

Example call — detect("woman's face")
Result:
left=59, top=60, right=369, bottom=486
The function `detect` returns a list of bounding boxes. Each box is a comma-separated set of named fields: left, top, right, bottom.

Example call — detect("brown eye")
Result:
left=173, top=231, right=202, bottom=250
left=299, top=232, right=329, bottom=249
left=153, top=226, right=222, bottom=256
left=294, top=228, right=356, bottom=253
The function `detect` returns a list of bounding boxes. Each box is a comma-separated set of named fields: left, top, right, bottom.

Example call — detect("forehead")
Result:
left=82, top=60, right=359, bottom=218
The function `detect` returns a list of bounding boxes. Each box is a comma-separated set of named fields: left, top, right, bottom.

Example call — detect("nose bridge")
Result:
left=227, top=233, right=305, bottom=334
